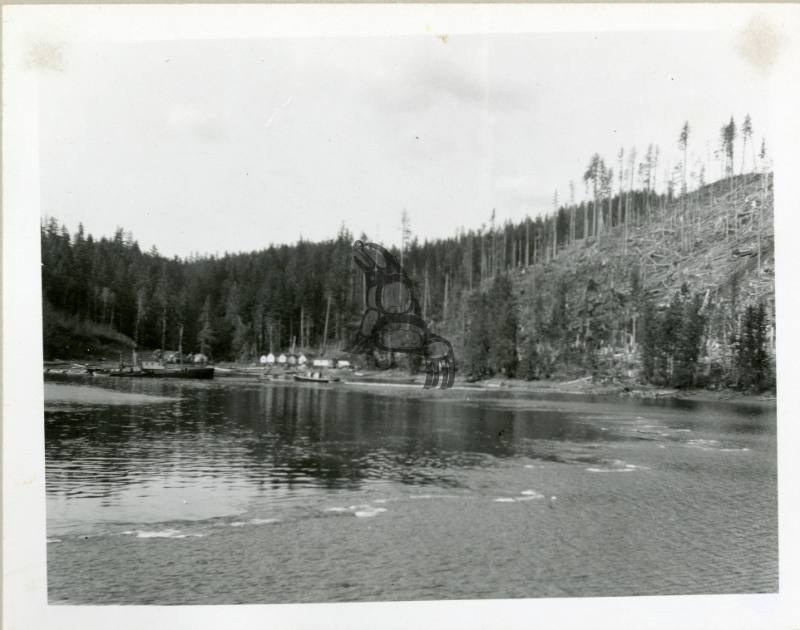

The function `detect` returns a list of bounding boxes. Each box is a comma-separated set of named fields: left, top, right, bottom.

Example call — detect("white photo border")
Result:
left=4, top=4, right=800, bottom=629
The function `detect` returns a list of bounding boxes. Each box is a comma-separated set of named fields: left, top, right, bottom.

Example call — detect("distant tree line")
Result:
left=41, top=219, right=361, bottom=361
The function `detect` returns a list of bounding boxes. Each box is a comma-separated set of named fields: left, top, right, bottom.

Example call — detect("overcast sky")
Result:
left=37, top=29, right=774, bottom=258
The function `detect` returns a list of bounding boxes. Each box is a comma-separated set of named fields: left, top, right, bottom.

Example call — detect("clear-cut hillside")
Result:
left=444, top=172, right=774, bottom=382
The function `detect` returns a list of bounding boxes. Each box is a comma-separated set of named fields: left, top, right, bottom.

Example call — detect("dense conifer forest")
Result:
left=41, top=117, right=776, bottom=391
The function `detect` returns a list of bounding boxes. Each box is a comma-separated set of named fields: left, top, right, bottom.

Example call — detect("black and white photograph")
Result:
left=3, top=4, right=800, bottom=629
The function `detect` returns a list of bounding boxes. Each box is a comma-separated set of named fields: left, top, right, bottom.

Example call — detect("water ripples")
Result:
left=44, top=377, right=778, bottom=603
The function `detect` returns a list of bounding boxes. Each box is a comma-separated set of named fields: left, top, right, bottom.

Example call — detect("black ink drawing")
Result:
left=349, top=240, right=456, bottom=389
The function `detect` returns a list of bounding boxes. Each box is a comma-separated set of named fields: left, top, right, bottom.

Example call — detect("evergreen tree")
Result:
left=487, top=275, right=518, bottom=377
left=735, top=302, right=772, bottom=391
left=231, top=316, right=253, bottom=361
left=463, top=292, right=490, bottom=378
left=197, top=296, right=216, bottom=357
left=660, top=288, right=685, bottom=382
left=583, top=154, right=603, bottom=239
left=673, top=291, right=705, bottom=388
left=679, top=121, right=690, bottom=196
left=640, top=297, right=660, bottom=382
left=720, top=117, right=737, bottom=178
left=518, top=335, right=539, bottom=381
left=742, top=114, right=753, bottom=174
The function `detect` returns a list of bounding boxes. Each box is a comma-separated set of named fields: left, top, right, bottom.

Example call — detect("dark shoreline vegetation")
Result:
left=41, top=128, right=775, bottom=394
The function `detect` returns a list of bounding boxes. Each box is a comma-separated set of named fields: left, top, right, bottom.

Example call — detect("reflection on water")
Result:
left=45, top=376, right=778, bottom=603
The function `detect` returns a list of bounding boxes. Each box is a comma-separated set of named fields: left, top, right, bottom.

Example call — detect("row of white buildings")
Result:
left=259, top=353, right=350, bottom=368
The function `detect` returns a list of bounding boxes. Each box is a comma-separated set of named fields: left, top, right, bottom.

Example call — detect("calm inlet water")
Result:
left=44, top=376, right=777, bottom=604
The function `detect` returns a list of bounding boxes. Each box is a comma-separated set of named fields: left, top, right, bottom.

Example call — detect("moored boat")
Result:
left=345, top=375, right=417, bottom=385
left=108, top=370, right=149, bottom=378
left=293, top=371, right=333, bottom=384
left=140, top=362, right=215, bottom=379
left=108, top=363, right=215, bottom=379
left=109, top=325, right=215, bottom=379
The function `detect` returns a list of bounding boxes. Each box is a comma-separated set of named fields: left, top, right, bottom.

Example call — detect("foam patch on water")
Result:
left=586, top=460, right=649, bottom=473
left=47, top=538, right=61, bottom=544
left=351, top=505, right=388, bottom=518
left=230, top=518, right=279, bottom=527
left=686, top=439, right=748, bottom=452
left=325, top=504, right=388, bottom=518
left=495, top=491, right=546, bottom=503
left=127, top=528, right=204, bottom=539
left=408, top=494, right=462, bottom=500
left=687, top=439, right=718, bottom=449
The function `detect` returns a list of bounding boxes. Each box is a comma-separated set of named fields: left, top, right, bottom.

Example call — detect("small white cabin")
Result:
left=277, top=354, right=287, bottom=364
left=259, top=355, right=268, bottom=365
left=313, top=359, right=331, bottom=368
left=266, top=353, right=276, bottom=364
left=337, top=360, right=351, bottom=368
left=298, top=354, right=307, bottom=365
left=288, top=355, right=297, bottom=365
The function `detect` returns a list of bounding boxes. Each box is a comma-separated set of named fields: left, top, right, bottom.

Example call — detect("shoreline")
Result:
left=306, top=368, right=776, bottom=405
left=464, top=375, right=776, bottom=405
left=44, top=359, right=775, bottom=406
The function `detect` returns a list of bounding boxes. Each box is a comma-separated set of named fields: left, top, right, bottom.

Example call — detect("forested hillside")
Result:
left=41, top=118, right=776, bottom=391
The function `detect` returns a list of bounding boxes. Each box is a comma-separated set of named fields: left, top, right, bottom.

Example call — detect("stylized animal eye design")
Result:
left=348, top=240, right=456, bottom=389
